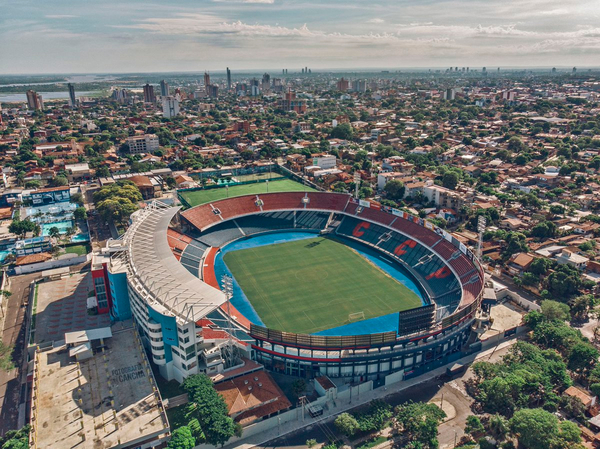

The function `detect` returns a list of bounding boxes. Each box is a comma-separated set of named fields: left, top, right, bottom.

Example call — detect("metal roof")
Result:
left=126, top=203, right=226, bottom=323
left=65, top=327, right=112, bottom=344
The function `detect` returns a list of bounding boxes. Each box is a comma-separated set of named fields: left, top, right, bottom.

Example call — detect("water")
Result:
left=0, top=91, right=99, bottom=103
left=0, top=250, right=11, bottom=263
left=41, top=220, right=74, bottom=236
left=71, top=233, right=90, bottom=243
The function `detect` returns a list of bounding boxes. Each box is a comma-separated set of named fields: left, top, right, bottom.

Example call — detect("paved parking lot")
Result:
left=34, top=271, right=110, bottom=344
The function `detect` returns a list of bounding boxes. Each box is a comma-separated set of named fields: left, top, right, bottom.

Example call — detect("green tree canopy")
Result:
left=384, top=179, right=405, bottom=200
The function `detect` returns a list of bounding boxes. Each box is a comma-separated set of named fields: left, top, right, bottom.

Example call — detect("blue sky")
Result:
left=1, top=0, right=600, bottom=74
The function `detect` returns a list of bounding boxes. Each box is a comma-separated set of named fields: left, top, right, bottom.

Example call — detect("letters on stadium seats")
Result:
left=425, top=266, right=452, bottom=280
left=352, top=221, right=370, bottom=237
left=393, top=239, right=417, bottom=256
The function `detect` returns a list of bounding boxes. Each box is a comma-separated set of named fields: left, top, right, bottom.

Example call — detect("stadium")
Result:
left=107, top=190, right=485, bottom=383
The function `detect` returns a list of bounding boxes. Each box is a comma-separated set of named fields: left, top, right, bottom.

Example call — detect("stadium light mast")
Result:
left=477, top=215, right=486, bottom=262
left=221, top=275, right=236, bottom=368
left=354, top=172, right=361, bottom=199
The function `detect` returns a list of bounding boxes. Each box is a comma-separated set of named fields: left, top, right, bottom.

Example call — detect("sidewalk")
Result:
left=222, top=338, right=519, bottom=449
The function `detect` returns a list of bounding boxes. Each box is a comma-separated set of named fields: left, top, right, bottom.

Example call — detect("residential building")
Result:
left=143, top=83, right=156, bottom=103
left=126, top=134, right=159, bottom=155
left=26, top=90, right=43, bottom=111
left=68, top=83, right=77, bottom=108
left=162, top=96, right=179, bottom=118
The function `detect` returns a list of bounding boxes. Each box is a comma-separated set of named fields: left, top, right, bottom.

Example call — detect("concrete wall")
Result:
left=384, top=370, right=404, bottom=386
left=497, top=289, right=541, bottom=312
left=14, top=254, right=90, bottom=275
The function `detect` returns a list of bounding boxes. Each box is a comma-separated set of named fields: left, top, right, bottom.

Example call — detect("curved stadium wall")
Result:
left=177, top=192, right=485, bottom=381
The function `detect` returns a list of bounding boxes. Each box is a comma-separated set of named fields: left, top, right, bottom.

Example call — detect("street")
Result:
left=0, top=271, right=39, bottom=436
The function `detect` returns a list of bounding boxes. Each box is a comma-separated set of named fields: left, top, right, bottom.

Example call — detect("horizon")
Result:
left=2, top=0, right=599, bottom=74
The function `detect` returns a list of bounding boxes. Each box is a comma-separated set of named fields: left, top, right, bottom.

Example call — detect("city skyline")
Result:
left=2, top=0, right=600, bottom=74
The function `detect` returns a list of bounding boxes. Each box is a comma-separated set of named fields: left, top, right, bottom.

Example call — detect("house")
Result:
left=507, top=252, right=534, bottom=276
left=175, top=175, right=195, bottom=189
left=564, top=386, right=596, bottom=411
left=129, top=175, right=157, bottom=200
left=214, top=370, right=292, bottom=426
left=65, top=163, right=91, bottom=183
left=556, top=249, right=589, bottom=270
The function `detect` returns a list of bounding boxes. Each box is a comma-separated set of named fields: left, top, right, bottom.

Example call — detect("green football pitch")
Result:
left=223, top=237, right=423, bottom=334
left=179, top=178, right=316, bottom=207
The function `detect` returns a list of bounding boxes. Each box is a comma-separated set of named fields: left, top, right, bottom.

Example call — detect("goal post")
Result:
left=348, top=311, right=365, bottom=322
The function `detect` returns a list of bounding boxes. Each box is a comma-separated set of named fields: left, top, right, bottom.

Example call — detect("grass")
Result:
left=166, top=404, right=192, bottom=429
left=179, top=178, right=316, bottom=207
left=29, top=283, right=38, bottom=345
left=63, top=244, right=91, bottom=256
left=223, top=237, right=423, bottom=334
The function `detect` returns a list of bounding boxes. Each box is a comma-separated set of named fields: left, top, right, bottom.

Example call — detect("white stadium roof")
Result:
left=124, top=202, right=227, bottom=324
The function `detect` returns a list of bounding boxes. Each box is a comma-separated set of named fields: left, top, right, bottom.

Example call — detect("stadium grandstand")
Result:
left=101, top=191, right=485, bottom=383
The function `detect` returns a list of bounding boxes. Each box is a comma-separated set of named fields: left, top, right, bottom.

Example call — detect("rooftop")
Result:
left=120, top=201, right=227, bottom=323
left=31, top=324, right=169, bottom=449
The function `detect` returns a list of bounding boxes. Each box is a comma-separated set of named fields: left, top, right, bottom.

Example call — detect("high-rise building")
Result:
left=204, top=72, right=210, bottom=94
left=162, top=96, right=179, bottom=118
left=26, top=90, right=43, bottom=111
left=112, top=88, right=128, bottom=103
left=336, top=78, right=349, bottom=91
left=279, top=89, right=306, bottom=113
left=159, top=80, right=169, bottom=97
left=351, top=79, right=366, bottom=93
left=143, top=83, right=156, bottom=103
left=207, top=85, right=219, bottom=98
left=68, top=83, right=77, bottom=109
left=226, top=67, right=231, bottom=90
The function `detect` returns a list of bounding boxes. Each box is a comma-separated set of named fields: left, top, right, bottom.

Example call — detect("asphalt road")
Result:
left=0, top=271, right=39, bottom=436
left=257, top=343, right=515, bottom=449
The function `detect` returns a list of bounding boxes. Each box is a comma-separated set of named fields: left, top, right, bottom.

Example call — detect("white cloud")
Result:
left=45, top=15, right=78, bottom=19
left=213, top=0, right=275, bottom=3
left=368, top=18, right=384, bottom=24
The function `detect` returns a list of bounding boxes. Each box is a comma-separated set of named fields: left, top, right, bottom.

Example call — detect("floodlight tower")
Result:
left=477, top=215, right=486, bottom=262
left=221, top=275, right=237, bottom=368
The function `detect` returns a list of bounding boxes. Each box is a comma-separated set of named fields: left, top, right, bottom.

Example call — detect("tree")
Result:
left=334, top=412, right=360, bottom=437
left=48, top=226, right=61, bottom=241
left=330, top=122, right=354, bottom=140
left=529, top=257, right=551, bottom=276
left=509, top=408, right=559, bottom=449
left=384, top=179, right=405, bottom=200
left=0, top=340, right=15, bottom=372
left=395, top=401, right=446, bottom=449
left=291, top=379, right=306, bottom=400
left=49, top=175, right=68, bottom=187
left=568, top=342, right=599, bottom=374
left=508, top=136, right=525, bottom=152
left=96, top=197, right=138, bottom=225
left=465, top=415, right=484, bottom=437
left=8, top=219, right=40, bottom=238
left=181, top=374, right=238, bottom=447
left=71, top=192, right=84, bottom=206
left=306, top=439, right=317, bottom=448
left=442, top=171, right=459, bottom=190
left=167, top=426, right=196, bottom=449
left=73, top=206, right=87, bottom=221
left=541, top=300, right=570, bottom=322
left=546, top=264, right=582, bottom=299
left=0, top=425, right=30, bottom=449
left=487, top=414, right=509, bottom=441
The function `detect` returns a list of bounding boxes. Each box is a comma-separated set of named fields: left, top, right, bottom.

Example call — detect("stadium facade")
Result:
left=101, top=192, right=485, bottom=383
